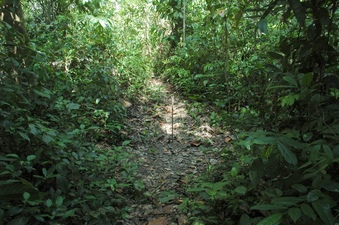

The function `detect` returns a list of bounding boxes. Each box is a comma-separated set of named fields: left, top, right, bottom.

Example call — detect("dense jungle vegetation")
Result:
left=0, top=0, right=338, bottom=224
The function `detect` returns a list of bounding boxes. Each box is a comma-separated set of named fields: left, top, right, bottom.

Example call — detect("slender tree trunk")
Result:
left=1, top=0, right=31, bottom=83
left=182, top=0, right=186, bottom=43
left=1, top=0, right=29, bottom=46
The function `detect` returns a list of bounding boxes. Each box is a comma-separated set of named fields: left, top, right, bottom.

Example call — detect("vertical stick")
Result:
left=183, top=0, right=186, bottom=43
left=172, top=95, right=174, bottom=143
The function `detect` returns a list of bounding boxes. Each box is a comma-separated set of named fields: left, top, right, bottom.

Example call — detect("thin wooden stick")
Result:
left=172, top=95, right=174, bottom=143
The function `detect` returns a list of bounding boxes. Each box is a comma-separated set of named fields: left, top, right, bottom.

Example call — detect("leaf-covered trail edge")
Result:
left=120, top=78, right=235, bottom=225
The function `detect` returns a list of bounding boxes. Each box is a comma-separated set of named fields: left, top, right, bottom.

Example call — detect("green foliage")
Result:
left=2, top=0, right=338, bottom=224
left=156, top=0, right=339, bottom=224
left=0, top=55, right=142, bottom=223
left=0, top=0, right=155, bottom=223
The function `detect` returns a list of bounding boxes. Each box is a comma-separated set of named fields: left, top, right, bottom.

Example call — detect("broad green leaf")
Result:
left=261, top=188, right=283, bottom=198
left=258, top=19, right=268, bottom=33
left=159, top=194, right=176, bottom=203
left=28, top=124, right=38, bottom=136
left=249, top=158, right=264, bottom=186
left=19, top=132, right=30, bottom=142
left=0, top=180, right=19, bottom=185
left=98, top=18, right=110, bottom=29
left=253, top=137, right=276, bottom=145
left=301, top=203, right=316, bottom=220
left=62, top=209, right=76, bottom=219
left=7, top=217, right=29, bottom=225
left=122, top=140, right=131, bottom=146
left=271, top=197, right=304, bottom=207
left=6, top=154, right=19, bottom=158
left=291, top=184, right=307, bottom=193
left=84, top=195, right=97, bottom=200
left=56, top=175, right=69, bottom=192
left=307, top=189, right=322, bottom=202
left=6, top=207, right=23, bottom=217
left=42, top=134, right=53, bottom=144
left=23, top=192, right=30, bottom=200
left=322, top=145, right=333, bottom=162
left=33, top=215, right=45, bottom=222
left=26, top=155, right=36, bottom=161
left=251, top=204, right=287, bottom=211
left=46, top=199, right=52, bottom=208
left=283, top=76, right=298, bottom=87
left=330, top=88, right=339, bottom=99
left=235, top=186, right=247, bottom=195
left=301, top=73, right=314, bottom=87
left=230, top=166, right=238, bottom=176
left=302, top=133, right=312, bottom=142
left=257, top=213, right=283, bottom=225
left=277, top=141, right=298, bottom=165
left=212, top=181, right=230, bottom=190
left=66, top=103, right=80, bottom=110
left=288, top=207, right=301, bottom=223
left=309, top=144, right=321, bottom=162
left=18, top=178, right=37, bottom=190
left=192, top=222, right=204, bottom=225
left=279, top=136, right=304, bottom=149
left=207, top=189, right=217, bottom=196
left=34, top=89, right=51, bottom=99
left=96, top=154, right=107, bottom=161
left=239, top=214, right=251, bottom=225
left=42, top=168, right=47, bottom=177
left=56, top=196, right=64, bottom=207
left=47, top=130, right=57, bottom=136
left=319, top=179, right=339, bottom=193
left=311, top=200, right=335, bottom=225
left=281, top=94, right=299, bottom=107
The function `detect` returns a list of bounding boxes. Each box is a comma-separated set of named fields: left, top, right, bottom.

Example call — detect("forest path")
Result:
left=122, top=78, right=232, bottom=225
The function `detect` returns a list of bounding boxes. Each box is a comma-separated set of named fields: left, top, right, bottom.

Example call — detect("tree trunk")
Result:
left=1, top=0, right=31, bottom=83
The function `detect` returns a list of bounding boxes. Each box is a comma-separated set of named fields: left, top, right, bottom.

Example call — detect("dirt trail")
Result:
left=121, top=78, right=231, bottom=225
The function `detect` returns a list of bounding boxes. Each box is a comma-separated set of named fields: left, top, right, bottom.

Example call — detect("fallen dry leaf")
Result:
left=115, top=189, right=123, bottom=193
left=148, top=216, right=168, bottom=225
left=225, top=137, right=232, bottom=143
left=180, top=179, right=189, bottom=184
left=122, top=100, right=132, bottom=108
left=190, top=139, right=201, bottom=147
left=119, top=130, right=128, bottom=135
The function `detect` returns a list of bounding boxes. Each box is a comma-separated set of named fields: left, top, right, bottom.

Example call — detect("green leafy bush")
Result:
left=0, top=1, right=152, bottom=224
left=159, top=0, right=339, bottom=224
